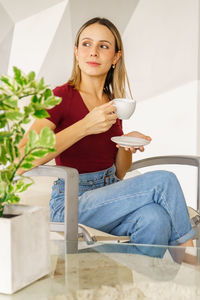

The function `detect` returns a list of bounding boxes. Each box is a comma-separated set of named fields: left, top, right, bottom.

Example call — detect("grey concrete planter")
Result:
left=0, top=204, right=50, bottom=294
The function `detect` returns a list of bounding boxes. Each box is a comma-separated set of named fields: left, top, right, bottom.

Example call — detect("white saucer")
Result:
left=111, top=136, right=150, bottom=148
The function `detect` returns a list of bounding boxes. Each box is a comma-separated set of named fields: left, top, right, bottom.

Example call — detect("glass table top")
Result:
left=0, top=239, right=200, bottom=300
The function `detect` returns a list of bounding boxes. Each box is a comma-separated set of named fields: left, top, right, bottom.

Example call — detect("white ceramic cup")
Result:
left=113, top=98, right=136, bottom=119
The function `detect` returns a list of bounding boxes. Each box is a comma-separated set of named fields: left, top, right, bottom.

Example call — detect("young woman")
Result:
left=19, top=17, right=195, bottom=257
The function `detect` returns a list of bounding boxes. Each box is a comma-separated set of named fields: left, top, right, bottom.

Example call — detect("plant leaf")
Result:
left=24, top=105, right=33, bottom=115
left=39, top=127, right=55, bottom=147
left=44, top=88, right=52, bottom=99
left=0, top=67, right=62, bottom=211
left=0, top=146, right=7, bottom=165
left=7, top=193, right=20, bottom=203
left=0, top=76, right=12, bottom=87
left=33, top=109, right=49, bottom=118
left=16, top=179, right=24, bottom=190
left=6, top=138, right=15, bottom=162
left=21, top=162, right=34, bottom=169
left=28, top=71, right=35, bottom=81
left=24, top=155, right=35, bottom=162
left=13, top=66, right=23, bottom=85
left=31, top=149, right=49, bottom=157
left=38, top=78, right=45, bottom=90
left=0, top=131, right=12, bottom=141
left=3, top=96, right=18, bottom=108
left=44, top=96, right=61, bottom=108
left=27, top=130, right=38, bottom=149
left=6, top=111, right=23, bottom=121
left=18, top=183, right=33, bottom=193
left=0, top=117, right=7, bottom=129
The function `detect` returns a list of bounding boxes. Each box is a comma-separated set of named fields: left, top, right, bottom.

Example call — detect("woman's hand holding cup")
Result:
left=83, top=101, right=117, bottom=135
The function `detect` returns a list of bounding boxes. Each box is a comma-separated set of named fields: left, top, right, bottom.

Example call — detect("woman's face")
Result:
left=75, top=23, right=121, bottom=78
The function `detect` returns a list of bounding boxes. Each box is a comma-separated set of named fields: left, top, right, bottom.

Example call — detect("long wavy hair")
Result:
left=68, top=17, right=132, bottom=99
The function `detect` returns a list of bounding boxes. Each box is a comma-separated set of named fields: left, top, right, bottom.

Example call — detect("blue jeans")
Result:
left=49, top=165, right=195, bottom=256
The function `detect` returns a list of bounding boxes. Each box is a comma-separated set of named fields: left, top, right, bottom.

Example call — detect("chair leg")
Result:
left=195, top=235, right=200, bottom=263
left=64, top=168, right=79, bottom=254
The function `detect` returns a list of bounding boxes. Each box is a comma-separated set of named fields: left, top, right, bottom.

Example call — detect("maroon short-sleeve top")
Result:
left=46, top=83, right=123, bottom=173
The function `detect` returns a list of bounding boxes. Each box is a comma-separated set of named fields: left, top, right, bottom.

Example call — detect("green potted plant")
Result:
left=0, top=67, right=61, bottom=294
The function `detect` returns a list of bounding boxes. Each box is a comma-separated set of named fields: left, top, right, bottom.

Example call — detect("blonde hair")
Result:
left=68, top=17, right=132, bottom=99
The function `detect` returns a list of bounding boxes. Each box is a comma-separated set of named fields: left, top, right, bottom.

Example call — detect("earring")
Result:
left=112, top=64, right=115, bottom=69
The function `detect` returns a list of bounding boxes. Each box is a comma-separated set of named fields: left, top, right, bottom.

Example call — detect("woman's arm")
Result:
left=115, top=148, right=132, bottom=179
left=18, top=118, right=88, bottom=174
left=115, top=131, right=152, bottom=180
left=18, top=101, right=118, bottom=174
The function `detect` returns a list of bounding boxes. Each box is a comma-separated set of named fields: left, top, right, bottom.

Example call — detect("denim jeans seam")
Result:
left=80, top=190, right=153, bottom=214
left=156, top=187, right=181, bottom=240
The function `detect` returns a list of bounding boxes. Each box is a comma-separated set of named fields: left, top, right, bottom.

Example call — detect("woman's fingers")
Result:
left=93, top=101, right=117, bottom=119
left=125, top=131, right=152, bottom=142
left=99, top=102, right=117, bottom=121
left=84, top=101, right=118, bottom=134
left=116, top=145, right=145, bottom=153
left=128, top=147, right=136, bottom=153
left=105, top=104, right=117, bottom=114
left=139, top=146, right=144, bottom=152
left=108, top=113, right=118, bottom=121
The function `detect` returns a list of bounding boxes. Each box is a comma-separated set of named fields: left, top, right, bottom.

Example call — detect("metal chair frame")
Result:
left=25, top=155, right=200, bottom=253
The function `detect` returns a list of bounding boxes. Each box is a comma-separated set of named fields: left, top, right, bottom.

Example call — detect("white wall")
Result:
left=123, top=0, right=199, bottom=101
left=8, top=1, right=69, bottom=76
left=123, top=0, right=199, bottom=209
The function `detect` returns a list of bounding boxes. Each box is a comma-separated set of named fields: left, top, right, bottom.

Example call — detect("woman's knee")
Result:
left=152, top=170, right=178, bottom=185
left=137, top=170, right=181, bottom=195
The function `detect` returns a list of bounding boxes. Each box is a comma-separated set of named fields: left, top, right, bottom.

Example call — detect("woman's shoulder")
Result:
left=53, top=82, right=76, bottom=98
left=47, top=83, right=76, bottom=122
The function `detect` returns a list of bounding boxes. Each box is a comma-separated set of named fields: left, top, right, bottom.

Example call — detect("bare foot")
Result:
left=183, top=252, right=198, bottom=265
